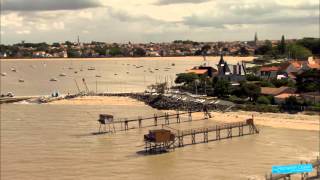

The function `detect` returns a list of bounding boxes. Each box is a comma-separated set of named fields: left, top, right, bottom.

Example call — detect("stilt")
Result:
left=188, top=109, right=192, bottom=121
left=154, top=114, right=158, bottom=126
left=204, top=129, right=208, bottom=143
left=138, top=116, right=142, bottom=128
left=216, top=126, right=220, bottom=140
left=165, top=112, right=169, bottom=125
left=176, top=111, right=180, bottom=123
left=191, top=130, right=196, bottom=144
left=227, top=126, right=232, bottom=138
left=124, top=120, right=128, bottom=131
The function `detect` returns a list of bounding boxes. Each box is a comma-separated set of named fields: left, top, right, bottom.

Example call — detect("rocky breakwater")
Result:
left=99, top=93, right=233, bottom=111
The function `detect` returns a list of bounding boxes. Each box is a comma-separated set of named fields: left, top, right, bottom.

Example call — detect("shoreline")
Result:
left=48, top=96, right=319, bottom=131
left=0, top=56, right=256, bottom=62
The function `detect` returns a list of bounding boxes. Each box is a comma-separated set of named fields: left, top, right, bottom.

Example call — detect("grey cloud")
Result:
left=183, top=14, right=319, bottom=28
left=155, top=0, right=211, bottom=5
left=106, top=6, right=168, bottom=25
left=183, top=1, right=319, bottom=28
left=2, top=0, right=102, bottom=11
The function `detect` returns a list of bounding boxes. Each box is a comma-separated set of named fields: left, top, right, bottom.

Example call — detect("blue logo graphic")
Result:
left=272, top=164, right=313, bottom=174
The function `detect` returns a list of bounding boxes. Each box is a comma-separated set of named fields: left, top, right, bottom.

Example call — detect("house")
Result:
left=32, top=51, right=47, bottom=58
left=261, top=86, right=296, bottom=96
left=257, top=66, right=282, bottom=79
left=187, top=66, right=217, bottom=78
left=274, top=93, right=300, bottom=104
left=216, top=54, right=246, bottom=82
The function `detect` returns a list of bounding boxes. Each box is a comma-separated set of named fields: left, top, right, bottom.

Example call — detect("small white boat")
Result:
left=50, top=78, right=58, bottom=82
left=88, top=67, right=95, bottom=70
left=1, top=72, right=7, bottom=76
left=11, top=67, right=16, bottom=72
left=18, top=79, right=24, bottom=82
left=59, top=73, right=66, bottom=77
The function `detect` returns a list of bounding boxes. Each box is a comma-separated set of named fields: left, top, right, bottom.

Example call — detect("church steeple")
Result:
left=254, top=32, right=258, bottom=45
left=218, top=53, right=225, bottom=66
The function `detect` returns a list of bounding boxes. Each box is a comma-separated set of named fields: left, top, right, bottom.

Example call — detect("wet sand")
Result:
left=50, top=96, right=319, bottom=131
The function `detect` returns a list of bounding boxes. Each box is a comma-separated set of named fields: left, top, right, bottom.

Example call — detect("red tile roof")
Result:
left=260, top=66, right=281, bottom=72
left=275, top=93, right=299, bottom=99
left=187, top=69, right=208, bottom=75
left=261, top=86, right=295, bottom=96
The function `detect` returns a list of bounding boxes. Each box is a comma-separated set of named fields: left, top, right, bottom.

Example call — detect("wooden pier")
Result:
left=265, top=157, right=320, bottom=180
left=97, top=109, right=208, bottom=133
left=144, top=118, right=259, bottom=153
left=173, top=118, right=259, bottom=147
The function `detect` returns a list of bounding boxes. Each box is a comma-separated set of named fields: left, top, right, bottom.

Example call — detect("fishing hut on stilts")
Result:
left=98, top=114, right=116, bottom=133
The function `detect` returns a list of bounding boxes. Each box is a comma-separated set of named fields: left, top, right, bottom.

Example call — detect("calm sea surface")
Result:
left=1, top=57, right=319, bottom=180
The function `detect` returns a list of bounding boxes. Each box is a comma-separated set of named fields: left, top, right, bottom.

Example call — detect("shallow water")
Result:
left=1, top=104, right=318, bottom=180
left=0, top=58, right=319, bottom=180
left=1, top=57, right=249, bottom=96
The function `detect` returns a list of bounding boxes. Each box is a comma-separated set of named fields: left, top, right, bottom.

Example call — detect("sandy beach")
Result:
left=50, top=96, right=319, bottom=131
left=0, top=56, right=256, bottom=62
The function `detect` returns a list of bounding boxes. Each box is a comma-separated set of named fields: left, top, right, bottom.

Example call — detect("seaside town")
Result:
left=0, top=35, right=315, bottom=59
left=1, top=35, right=319, bottom=114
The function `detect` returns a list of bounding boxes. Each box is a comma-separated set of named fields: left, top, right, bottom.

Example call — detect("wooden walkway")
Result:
left=265, top=157, right=320, bottom=180
left=172, top=119, right=259, bottom=147
left=99, top=110, right=210, bottom=133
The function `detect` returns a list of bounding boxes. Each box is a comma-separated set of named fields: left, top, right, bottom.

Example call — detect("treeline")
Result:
left=255, top=37, right=319, bottom=59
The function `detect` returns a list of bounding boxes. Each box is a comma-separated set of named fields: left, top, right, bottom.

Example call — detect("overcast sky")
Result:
left=1, top=0, right=319, bottom=44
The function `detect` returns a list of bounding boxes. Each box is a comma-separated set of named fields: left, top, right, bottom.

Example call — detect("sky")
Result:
left=0, top=0, right=319, bottom=44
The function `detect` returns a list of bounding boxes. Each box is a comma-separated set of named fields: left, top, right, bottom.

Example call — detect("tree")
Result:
left=255, top=40, right=272, bottom=55
left=241, top=83, right=261, bottom=101
left=147, top=82, right=167, bottom=94
left=296, top=69, right=320, bottom=92
left=175, top=73, right=199, bottom=85
left=284, top=96, right=300, bottom=106
left=278, top=35, right=286, bottom=54
left=297, top=38, right=320, bottom=55
left=213, top=79, right=230, bottom=97
left=257, top=96, right=271, bottom=104
left=108, top=47, right=122, bottom=56
left=133, top=47, right=146, bottom=57
left=286, top=43, right=312, bottom=59
left=239, top=46, right=250, bottom=55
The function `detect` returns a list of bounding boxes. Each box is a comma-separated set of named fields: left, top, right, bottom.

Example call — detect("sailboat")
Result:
left=50, top=78, right=58, bottom=82
left=11, top=67, right=16, bottom=72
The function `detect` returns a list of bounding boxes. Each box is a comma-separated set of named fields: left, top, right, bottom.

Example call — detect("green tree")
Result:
left=175, top=73, right=199, bottom=85
left=147, top=82, right=167, bottom=94
left=284, top=96, right=300, bottom=106
left=297, top=38, right=320, bottom=55
left=213, top=79, right=230, bottom=97
left=255, top=40, right=272, bottom=55
left=286, top=43, right=312, bottom=59
left=257, top=96, right=271, bottom=104
left=296, top=69, right=320, bottom=92
left=133, top=47, right=146, bottom=57
left=278, top=35, right=286, bottom=54
left=108, top=47, right=122, bottom=56
left=241, top=83, right=261, bottom=101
